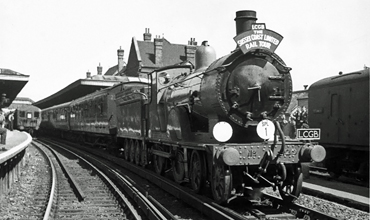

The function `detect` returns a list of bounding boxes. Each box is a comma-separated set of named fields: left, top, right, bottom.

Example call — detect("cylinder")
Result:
left=235, top=10, right=257, bottom=35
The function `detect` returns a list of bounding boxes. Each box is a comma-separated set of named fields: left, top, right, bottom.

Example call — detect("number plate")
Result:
left=297, top=128, right=321, bottom=140
left=256, top=119, right=275, bottom=140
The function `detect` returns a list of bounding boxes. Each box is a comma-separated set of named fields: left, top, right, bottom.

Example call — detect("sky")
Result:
left=1, top=0, right=369, bottom=102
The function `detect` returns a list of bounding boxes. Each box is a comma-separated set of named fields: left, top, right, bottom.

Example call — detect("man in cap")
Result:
left=0, top=109, right=7, bottom=145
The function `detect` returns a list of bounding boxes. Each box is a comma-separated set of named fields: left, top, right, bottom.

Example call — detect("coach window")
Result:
left=100, top=103, right=104, bottom=115
left=19, top=111, right=25, bottom=118
left=84, top=104, right=88, bottom=117
left=27, top=112, right=32, bottom=119
left=34, top=112, right=40, bottom=118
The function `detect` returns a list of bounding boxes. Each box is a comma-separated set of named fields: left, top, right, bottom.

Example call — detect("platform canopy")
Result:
left=33, top=75, right=139, bottom=109
left=0, top=69, right=29, bottom=108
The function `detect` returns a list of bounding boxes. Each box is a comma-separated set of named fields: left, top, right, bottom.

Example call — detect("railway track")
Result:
left=309, top=165, right=369, bottom=187
left=40, top=138, right=340, bottom=220
left=32, top=140, right=170, bottom=220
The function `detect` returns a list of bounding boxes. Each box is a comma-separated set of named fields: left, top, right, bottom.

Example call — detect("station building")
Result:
left=0, top=69, right=29, bottom=108
left=34, top=29, right=199, bottom=109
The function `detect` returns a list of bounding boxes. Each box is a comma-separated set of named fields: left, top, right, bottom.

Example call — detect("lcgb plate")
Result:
left=297, top=128, right=321, bottom=140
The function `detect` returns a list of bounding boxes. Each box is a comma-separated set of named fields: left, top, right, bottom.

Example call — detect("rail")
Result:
left=0, top=131, right=32, bottom=198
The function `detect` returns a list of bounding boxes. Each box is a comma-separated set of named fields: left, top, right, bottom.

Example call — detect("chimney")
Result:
left=186, top=38, right=197, bottom=64
left=117, top=46, right=124, bottom=73
left=304, top=85, right=308, bottom=90
left=234, top=10, right=257, bottom=35
left=86, top=71, right=91, bottom=78
left=154, top=36, right=163, bottom=65
left=97, top=63, right=102, bottom=75
left=143, top=28, right=152, bottom=41
left=188, top=37, right=197, bottom=46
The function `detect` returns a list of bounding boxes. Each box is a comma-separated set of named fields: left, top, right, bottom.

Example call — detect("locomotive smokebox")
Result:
left=235, top=10, right=257, bottom=35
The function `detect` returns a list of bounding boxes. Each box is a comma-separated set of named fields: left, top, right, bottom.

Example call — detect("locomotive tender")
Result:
left=40, top=10, right=326, bottom=204
left=308, top=68, right=369, bottom=180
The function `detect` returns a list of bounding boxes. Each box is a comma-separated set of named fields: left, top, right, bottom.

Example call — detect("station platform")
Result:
left=303, top=176, right=369, bottom=211
left=0, top=130, right=32, bottom=161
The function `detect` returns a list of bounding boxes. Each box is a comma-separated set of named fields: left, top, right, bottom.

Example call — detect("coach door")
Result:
left=330, top=93, right=342, bottom=143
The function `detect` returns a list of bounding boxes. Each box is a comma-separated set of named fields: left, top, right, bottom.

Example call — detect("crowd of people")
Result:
left=279, top=105, right=309, bottom=139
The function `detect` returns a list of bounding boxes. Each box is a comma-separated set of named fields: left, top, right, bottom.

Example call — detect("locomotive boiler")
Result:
left=40, top=10, right=326, bottom=204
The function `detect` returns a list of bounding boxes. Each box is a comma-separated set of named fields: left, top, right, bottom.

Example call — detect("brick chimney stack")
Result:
left=186, top=38, right=197, bottom=64
left=117, top=46, right=124, bottom=73
left=97, top=63, right=102, bottom=75
left=154, top=36, right=163, bottom=65
left=143, top=28, right=152, bottom=41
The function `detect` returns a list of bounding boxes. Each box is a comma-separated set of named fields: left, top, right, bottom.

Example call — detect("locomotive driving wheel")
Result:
left=140, top=141, right=148, bottom=167
left=278, top=165, right=303, bottom=203
left=129, top=139, right=135, bottom=163
left=134, top=140, right=141, bottom=165
left=211, top=163, right=232, bottom=204
left=124, top=139, right=130, bottom=161
left=172, top=150, right=185, bottom=183
left=153, top=144, right=165, bottom=175
left=190, top=150, right=206, bottom=193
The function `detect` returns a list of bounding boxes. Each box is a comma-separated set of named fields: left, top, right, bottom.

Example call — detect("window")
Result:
left=99, top=103, right=104, bottom=115
left=158, top=72, right=171, bottom=85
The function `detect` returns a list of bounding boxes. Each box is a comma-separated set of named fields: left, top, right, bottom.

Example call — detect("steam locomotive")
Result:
left=40, top=10, right=326, bottom=204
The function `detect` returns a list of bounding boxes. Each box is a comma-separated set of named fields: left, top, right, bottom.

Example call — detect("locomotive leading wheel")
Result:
left=172, top=150, right=185, bottom=183
left=190, top=150, right=206, bottom=194
left=211, top=163, right=232, bottom=204
left=278, top=165, right=303, bottom=203
left=124, top=139, right=130, bottom=161
left=153, top=144, right=165, bottom=175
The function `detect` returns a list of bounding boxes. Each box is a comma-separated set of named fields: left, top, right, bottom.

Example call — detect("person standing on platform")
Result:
left=0, top=109, right=7, bottom=145
left=290, top=106, right=301, bottom=138
left=7, top=111, right=14, bottom=131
